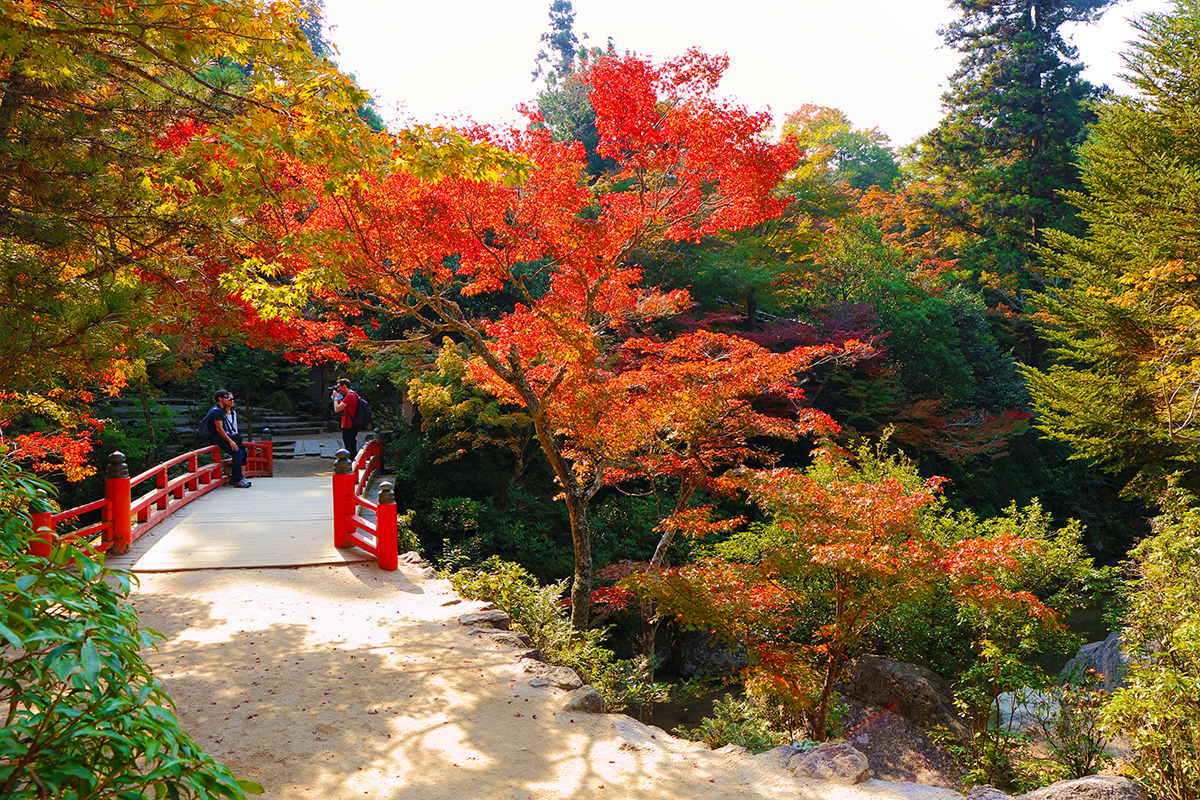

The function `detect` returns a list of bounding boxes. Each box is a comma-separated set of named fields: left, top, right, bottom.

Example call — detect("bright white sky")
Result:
left=322, top=0, right=1170, bottom=147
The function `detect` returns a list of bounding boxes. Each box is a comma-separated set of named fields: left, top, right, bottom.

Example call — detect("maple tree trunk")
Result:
left=813, top=574, right=849, bottom=741
left=650, top=480, right=698, bottom=568
left=138, top=379, right=158, bottom=465
left=641, top=480, right=701, bottom=657
left=525, top=405, right=593, bottom=631
left=561, top=487, right=594, bottom=631
left=814, top=653, right=841, bottom=742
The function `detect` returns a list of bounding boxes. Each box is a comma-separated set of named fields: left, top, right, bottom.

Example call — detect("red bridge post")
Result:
left=376, top=481, right=398, bottom=571
left=105, top=451, right=132, bottom=555
left=29, top=489, right=56, bottom=559
left=262, top=428, right=274, bottom=477
left=332, top=449, right=354, bottom=548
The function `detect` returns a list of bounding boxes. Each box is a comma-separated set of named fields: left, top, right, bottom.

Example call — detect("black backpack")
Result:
left=351, top=395, right=372, bottom=430
left=196, top=411, right=212, bottom=442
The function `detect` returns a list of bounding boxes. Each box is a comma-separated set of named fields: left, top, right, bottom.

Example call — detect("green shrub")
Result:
left=396, top=508, right=419, bottom=555
left=1030, top=671, right=1112, bottom=781
left=450, top=557, right=652, bottom=712
left=678, top=695, right=786, bottom=753
left=1102, top=483, right=1200, bottom=800
left=0, top=457, right=259, bottom=799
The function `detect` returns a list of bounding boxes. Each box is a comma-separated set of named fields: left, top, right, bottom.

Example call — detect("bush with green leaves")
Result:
left=677, top=695, right=787, bottom=753
left=0, top=457, right=259, bottom=799
left=1102, top=483, right=1200, bottom=800
left=1029, top=670, right=1112, bottom=782
left=450, top=556, right=660, bottom=713
left=935, top=500, right=1103, bottom=792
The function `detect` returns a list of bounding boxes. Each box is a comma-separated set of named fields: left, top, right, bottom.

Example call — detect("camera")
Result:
left=327, top=385, right=337, bottom=393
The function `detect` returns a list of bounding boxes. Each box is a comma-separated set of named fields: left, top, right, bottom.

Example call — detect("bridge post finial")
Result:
left=333, top=449, right=353, bottom=475
left=106, top=451, right=129, bottom=479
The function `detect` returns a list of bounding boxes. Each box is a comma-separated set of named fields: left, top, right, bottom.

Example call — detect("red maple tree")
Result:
left=237, top=50, right=845, bottom=628
left=638, top=440, right=1058, bottom=740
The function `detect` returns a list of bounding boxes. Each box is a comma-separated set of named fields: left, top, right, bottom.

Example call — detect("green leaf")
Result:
left=0, top=620, right=23, bottom=649
left=237, top=778, right=266, bottom=794
left=80, top=637, right=101, bottom=684
left=15, top=574, right=37, bottom=592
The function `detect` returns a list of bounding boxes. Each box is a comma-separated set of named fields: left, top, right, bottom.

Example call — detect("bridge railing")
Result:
left=332, top=441, right=398, bottom=571
left=30, top=434, right=273, bottom=558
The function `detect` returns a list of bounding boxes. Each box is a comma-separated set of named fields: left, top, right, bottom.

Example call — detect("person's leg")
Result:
left=341, top=427, right=357, bottom=456
left=230, top=434, right=246, bottom=483
left=214, top=439, right=237, bottom=482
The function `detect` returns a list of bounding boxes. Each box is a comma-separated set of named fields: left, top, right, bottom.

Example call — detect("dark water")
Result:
left=647, top=685, right=735, bottom=732
left=1037, top=600, right=1112, bottom=674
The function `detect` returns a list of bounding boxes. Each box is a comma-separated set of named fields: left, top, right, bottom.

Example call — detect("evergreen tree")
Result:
left=530, top=0, right=616, bottom=178
left=1024, top=0, right=1200, bottom=500
left=531, top=0, right=580, bottom=85
left=910, top=0, right=1114, bottom=301
left=297, top=0, right=331, bottom=58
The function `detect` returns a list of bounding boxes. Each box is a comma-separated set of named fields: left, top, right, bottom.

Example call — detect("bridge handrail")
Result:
left=30, top=436, right=273, bottom=559
left=332, top=441, right=397, bottom=571
left=129, top=447, right=213, bottom=486
left=352, top=439, right=382, bottom=498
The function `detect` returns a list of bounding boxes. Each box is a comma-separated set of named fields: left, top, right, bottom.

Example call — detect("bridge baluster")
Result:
left=332, top=449, right=354, bottom=549
left=106, top=451, right=132, bottom=555
left=376, top=482, right=398, bottom=571
left=29, top=489, right=57, bottom=558
left=262, top=428, right=273, bottom=477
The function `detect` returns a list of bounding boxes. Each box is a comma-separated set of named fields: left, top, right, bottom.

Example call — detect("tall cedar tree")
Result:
left=239, top=51, right=822, bottom=629
left=903, top=0, right=1113, bottom=302
left=532, top=0, right=579, bottom=84
left=1024, top=0, right=1200, bottom=501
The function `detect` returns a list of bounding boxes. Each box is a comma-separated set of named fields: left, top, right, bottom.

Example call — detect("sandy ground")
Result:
left=126, top=456, right=963, bottom=800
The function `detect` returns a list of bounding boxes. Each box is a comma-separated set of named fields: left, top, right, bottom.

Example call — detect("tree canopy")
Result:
left=0, top=0, right=379, bottom=477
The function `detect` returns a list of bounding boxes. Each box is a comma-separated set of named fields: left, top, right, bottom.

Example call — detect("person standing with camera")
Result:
left=331, top=378, right=360, bottom=456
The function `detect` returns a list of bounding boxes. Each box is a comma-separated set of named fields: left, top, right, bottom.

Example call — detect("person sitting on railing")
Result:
left=204, top=390, right=251, bottom=488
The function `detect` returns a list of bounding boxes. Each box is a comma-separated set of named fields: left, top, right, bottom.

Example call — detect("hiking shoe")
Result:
left=232, top=480, right=252, bottom=488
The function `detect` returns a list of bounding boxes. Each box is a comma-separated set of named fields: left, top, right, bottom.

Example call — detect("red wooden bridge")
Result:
left=31, top=438, right=401, bottom=572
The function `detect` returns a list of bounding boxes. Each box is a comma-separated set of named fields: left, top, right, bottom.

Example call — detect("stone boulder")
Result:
left=993, top=690, right=1058, bottom=734
left=842, top=700, right=963, bottom=788
left=559, top=685, right=606, bottom=714
left=789, top=742, right=871, bottom=784
left=457, top=609, right=511, bottom=630
left=519, top=656, right=551, bottom=674
left=1060, top=633, right=1129, bottom=692
left=472, top=629, right=534, bottom=649
left=756, top=744, right=808, bottom=769
left=843, top=655, right=971, bottom=747
left=672, top=629, right=749, bottom=679
left=967, top=786, right=1012, bottom=800
left=611, top=715, right=665, bottom=752
left=529, top=666, right=583, bottom=690
left=1017, top=775, right=1145, bottom=800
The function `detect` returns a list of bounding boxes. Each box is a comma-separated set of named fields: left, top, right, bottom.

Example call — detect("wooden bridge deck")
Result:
left=105, top=474, right=373, bottom=572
